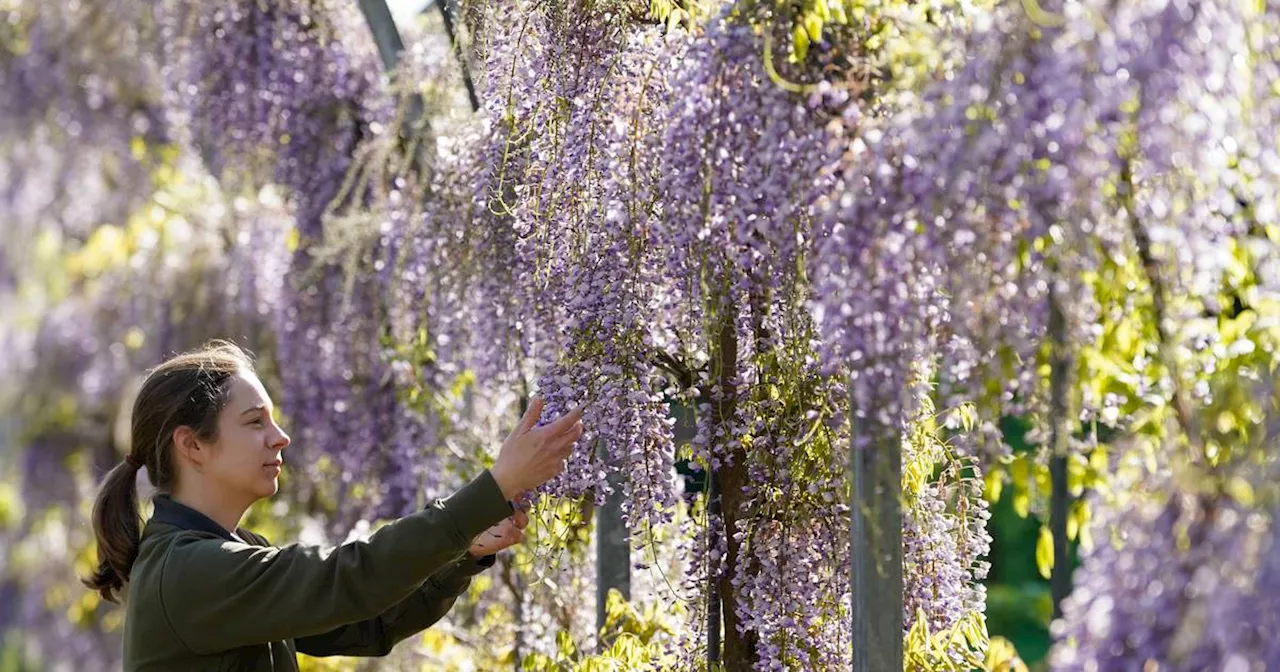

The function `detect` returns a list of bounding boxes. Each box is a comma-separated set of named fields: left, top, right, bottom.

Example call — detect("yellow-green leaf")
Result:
left=1012, top=489, right=1030, bottom=518
left=985, top=468, right=1004, bottom=504
left=792, top=24, right=810, bottom=61
left=804, top=14, right=824, bottom=42
left=1036, top=525, right=1054, bottom=580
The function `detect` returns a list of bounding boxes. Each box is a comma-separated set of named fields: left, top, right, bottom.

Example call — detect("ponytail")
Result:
left=83, top=459, right=143, bottom=603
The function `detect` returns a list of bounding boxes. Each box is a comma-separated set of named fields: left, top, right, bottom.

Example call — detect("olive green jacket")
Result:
left=122, top=471, right=513, bottom=671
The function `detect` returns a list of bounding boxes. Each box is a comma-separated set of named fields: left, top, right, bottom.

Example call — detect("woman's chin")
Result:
left=258, top=464, right=283, bottom=496
left=255, top=477, right=280, bottom=498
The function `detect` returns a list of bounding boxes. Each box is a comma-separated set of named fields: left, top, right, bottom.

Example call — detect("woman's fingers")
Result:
left=553, top=422, right=584, bottom=456
left=470, top=518, right=529, bottom=556
left=508, top=397, right=545, bottom=440
left=539, top=416, right=583, bottom=454
left=493, top=401, right=586, bottom=496
left=481, top=521, right=514, bottom=542
left=500, top=521, right=524, bottom=546
left=513, top=508, right=529, bottom=529
left=560, top=422, right=581, bottom=448
left=539, top=404, right=585, bottom=438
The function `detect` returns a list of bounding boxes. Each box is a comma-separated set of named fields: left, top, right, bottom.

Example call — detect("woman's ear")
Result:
left=172, top=426, right=205, bottom=473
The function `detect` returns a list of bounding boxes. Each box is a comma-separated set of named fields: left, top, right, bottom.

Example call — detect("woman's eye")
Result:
left=250, top=418, right=265, bottom=427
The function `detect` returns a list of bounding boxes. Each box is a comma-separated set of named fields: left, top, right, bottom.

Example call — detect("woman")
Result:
left=83, top=340, right=584, bottom=671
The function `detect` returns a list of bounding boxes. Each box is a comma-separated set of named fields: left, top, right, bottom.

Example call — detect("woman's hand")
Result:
left=468, top=506, right=530, bottom=557
left=489, top=397, right=584, bottom=500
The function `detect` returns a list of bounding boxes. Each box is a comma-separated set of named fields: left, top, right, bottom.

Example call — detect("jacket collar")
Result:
left=149, top=494, right=243, bottom=543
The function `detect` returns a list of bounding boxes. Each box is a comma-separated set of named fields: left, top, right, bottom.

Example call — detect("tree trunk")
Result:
left=710, top=308, right=758, bottom=669
left=1048, top=289, right=1073, bottom=618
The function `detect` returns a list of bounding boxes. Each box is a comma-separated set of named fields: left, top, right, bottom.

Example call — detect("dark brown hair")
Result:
left=83, top=339, right=256, bottom=603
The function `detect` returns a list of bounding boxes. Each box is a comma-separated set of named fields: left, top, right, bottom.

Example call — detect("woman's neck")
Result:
left=169, top=484, right=250, bottom=536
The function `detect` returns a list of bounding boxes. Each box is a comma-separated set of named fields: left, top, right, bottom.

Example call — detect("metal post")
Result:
left=357, top=0, right=426, bottom=149
left=596, top=439, right=630, bottom=647
left=435, top=0, right=481, bottom=111
left=851, top=395, right=903, bottom=670
left=357, top=0, right=408, bottom=72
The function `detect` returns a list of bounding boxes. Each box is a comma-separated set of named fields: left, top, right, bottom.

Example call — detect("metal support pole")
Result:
left=851, top=398, right=903, bottom=671
left=358, top=0, right=427, bottom=145
left=435, top=0, right=481, bottom=111
left=596, top=439, right=630, bottom=647
left=358, top=0, right=408, bottom=72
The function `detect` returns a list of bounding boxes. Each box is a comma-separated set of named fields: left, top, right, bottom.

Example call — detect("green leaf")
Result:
left=1067, top=499, right=1090, bottom=541
left=0, top=482, right=21, bottom=530
left=984, top=468, right=1003, bottom=504
left=1012, top=489, right=1030, bottom=518
left=1036, top=525, right=1054, bottom=580
left=792, top=24, right=810, bottom=61
left=555, top=629, right=576, bottom=658
left=804, top=14, right=824, bottom=42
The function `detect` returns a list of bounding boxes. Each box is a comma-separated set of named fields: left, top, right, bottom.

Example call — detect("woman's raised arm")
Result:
left=156, top=471, right=510, bottom=654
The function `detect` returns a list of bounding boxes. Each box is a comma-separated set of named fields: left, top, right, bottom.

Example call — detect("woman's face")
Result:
left=201, top=371, right=291, bottom=504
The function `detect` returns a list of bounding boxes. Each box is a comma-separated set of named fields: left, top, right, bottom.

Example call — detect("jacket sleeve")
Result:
left=292, top=554, right=497, bottom=657
left=156, top=471, right=512, bottom=655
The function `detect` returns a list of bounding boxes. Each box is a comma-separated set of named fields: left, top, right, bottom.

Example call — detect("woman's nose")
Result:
left=273, top=428, right=291, bottom=450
